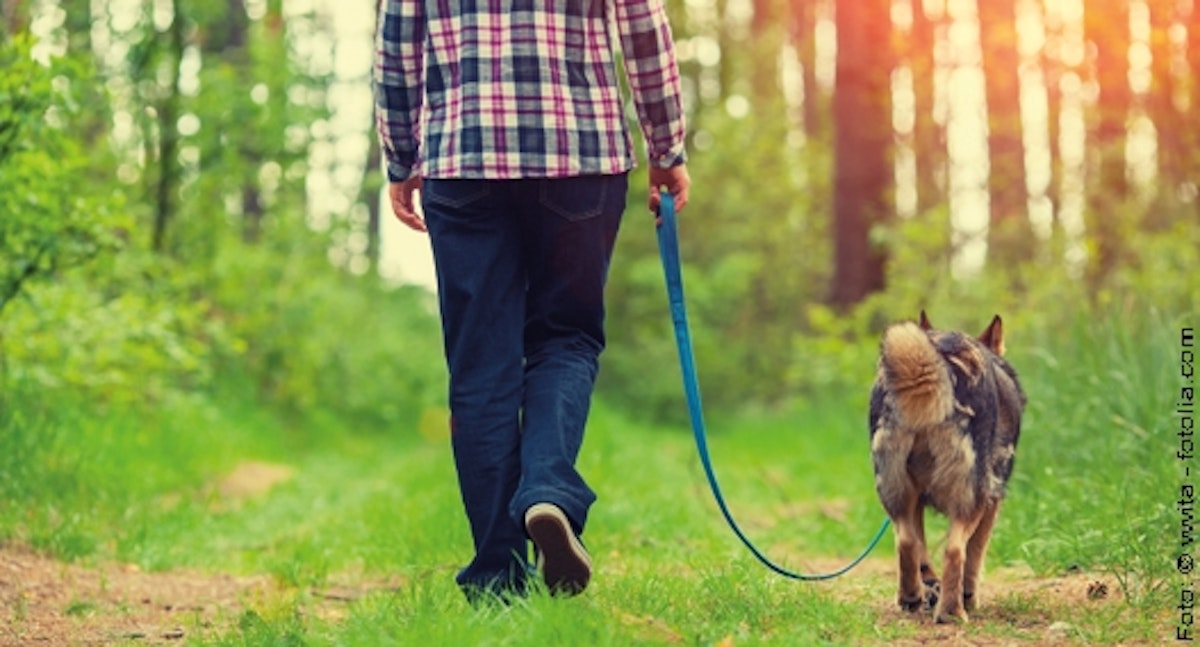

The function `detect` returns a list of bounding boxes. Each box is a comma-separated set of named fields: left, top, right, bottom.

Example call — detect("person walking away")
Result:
left=374, top=0, right=691, bottom=601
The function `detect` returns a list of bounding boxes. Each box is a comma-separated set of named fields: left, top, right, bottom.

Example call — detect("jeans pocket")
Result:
left=423, top=179, right=493, bottom=210
left=538, top=177, right=610, bottom=222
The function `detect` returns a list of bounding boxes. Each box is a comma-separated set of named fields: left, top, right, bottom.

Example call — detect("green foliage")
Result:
left=0, top=368, right=1167, bottom=643
left=997, top=306, right=1185, bottom=604
left=603, top=106, right=833, bottom=420
left=602, top=158, right=1200, bottom=419
left=206, top=224, right=445, bottom=428
left=0, top=36, right=126, bottom=317
left=2, top=253, right=229, bottom=405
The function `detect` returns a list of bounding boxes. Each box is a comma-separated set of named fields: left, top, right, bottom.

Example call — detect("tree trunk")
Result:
left=978, top=0, right=1031, bottom=264
left=1083, top=0, right=1130, bottom=283
left=830, top=0, right=893, bottom=308
left=715, top=0, right=733, bottom=101
left=1041, top=2, right=1064, bottom=225
left=1145, top=0, right=1182, bottom=226
left=361, top=130, right=383, bottom=271
left=1190, top=0, right=1200, bottom=222
left=909, top=0, right=941, bottom=215
left=792, top=0, right=821, bottom=137
left=152, top=0, right=185, bottom=253
left=2, top=0, right=28, bottom=38
left=750, top=0, right=781, bottom=101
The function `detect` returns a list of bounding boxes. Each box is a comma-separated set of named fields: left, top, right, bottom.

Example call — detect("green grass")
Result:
left=0, top=305, right=1189, bottom=644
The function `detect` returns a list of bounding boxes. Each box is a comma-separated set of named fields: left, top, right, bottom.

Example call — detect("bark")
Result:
left=979, top=0, right=1031, bottom=263
left=152, top=0, right=186, bottom=253
left=830, top=0, right=893, bottom=308
left=910, top=0, right=942, bottom=214
left=1083, top=0, right=1130, bottom=282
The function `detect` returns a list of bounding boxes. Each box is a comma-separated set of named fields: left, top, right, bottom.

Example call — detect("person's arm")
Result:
left=612, top=0, right=690, bottom=212
left=374, top=0, right=428, bottom=231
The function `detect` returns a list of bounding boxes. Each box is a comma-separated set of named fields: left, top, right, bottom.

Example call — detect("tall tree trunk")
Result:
left=213, top=0, right=261, bottom=243
left=715, top=0, right=733, bottom=101
left=361, top=130, right=383, bottom=271
left=1083, top=0, right=1130, bottom=284
left=1145, top=0, right=1182, bottom=226
left=750, top=0, right=781, bottom=101
left=910, top=0, right=942, bottom=215
left=61, top=0, right=111, bottom=146
left=978, top=0, right=1031, bottom=263
left=1041, top=1, right=1065, bottom=226
left=792, top=0, right=821, bottom=137
left=152, top=0, right=185, bottom=253
left=830, top=0, right=893, bottom=308
left=1, top=0, right=28, bottom=38
left=1191, top=0, right=1200, bottom=222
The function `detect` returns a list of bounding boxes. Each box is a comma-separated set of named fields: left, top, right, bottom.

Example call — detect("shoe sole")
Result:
left=525, top=505, right=591, bottom=595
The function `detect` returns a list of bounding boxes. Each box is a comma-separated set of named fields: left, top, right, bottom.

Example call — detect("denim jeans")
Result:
left=422, top=174, right=628, bottom=596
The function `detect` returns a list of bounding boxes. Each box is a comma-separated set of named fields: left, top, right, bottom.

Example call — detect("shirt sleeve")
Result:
left=612, top=0, right=688, bottom=169
left=373, top=0, right=425, bottom=182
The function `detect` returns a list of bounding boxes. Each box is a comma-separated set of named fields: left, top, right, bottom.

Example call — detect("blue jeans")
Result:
left=422, top=174, right=628, bottom=596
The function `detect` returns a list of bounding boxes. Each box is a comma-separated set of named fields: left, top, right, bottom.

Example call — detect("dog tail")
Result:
left=879, top=322, right=954, bottom=428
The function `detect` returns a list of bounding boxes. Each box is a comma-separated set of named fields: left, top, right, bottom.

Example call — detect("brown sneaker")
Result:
left=524, top=503, right=591, bottom=596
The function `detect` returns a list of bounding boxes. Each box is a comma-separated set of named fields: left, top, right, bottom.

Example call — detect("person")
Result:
left=373, top=0, right=690, bottom=602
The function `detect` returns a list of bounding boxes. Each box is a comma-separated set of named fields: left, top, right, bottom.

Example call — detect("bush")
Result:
left=0, top=35, right=125, bottom=319
left=207, top=227, right=446, bottom=429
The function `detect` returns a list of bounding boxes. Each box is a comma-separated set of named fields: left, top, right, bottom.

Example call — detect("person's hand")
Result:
left=388, top=176, right=426, bottom=232
left=648, top=164, right=690, bottom=215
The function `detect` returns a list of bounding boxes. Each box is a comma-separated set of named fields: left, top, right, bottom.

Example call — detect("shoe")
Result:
left=524, top=503, right=591, bottom=595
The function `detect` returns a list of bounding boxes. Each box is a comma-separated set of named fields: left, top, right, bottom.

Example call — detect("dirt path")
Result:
left=0, top=542, right=275, bottom=645
left=0, top=542, right=1150, bottom=645
left=805, top=555, right=1138, bottom=645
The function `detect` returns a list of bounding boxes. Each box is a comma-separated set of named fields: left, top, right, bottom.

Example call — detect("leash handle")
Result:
left=654, top=190, right=891, bottom=581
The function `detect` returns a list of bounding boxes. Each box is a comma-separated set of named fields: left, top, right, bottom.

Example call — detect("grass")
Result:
left=0, top=304, right=1191, bottom=644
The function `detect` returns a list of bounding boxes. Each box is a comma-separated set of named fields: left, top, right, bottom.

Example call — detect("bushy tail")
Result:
left=879, top=322, right=954, bottom=428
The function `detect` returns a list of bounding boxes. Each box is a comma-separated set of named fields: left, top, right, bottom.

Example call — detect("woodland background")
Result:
left=1, top=0, right=1197, bottom=423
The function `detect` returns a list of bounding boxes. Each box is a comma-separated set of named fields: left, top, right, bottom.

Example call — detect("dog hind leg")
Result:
left=935, top=510, right=985, bottom=624
left=893, top=494, right=926, bottom=612
left=963, top=502, right=999, bottom=611
left=915, top=505, right=940, bottom=609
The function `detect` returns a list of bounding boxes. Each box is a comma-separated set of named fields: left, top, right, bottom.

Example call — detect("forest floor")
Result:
left=1, top=541, right=1150, bottom=646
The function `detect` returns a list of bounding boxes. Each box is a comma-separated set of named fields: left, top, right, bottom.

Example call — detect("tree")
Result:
left=908, top=0, right=943, bottom=215
left=1083, top=0, right=1130, bottom=283
left=1145, top=0, right=1183, bottom=222
left=978, top=0, right=1031, bottom=263
left=195, top=0, right=264, bottom=244
left=750, top=0, right=783, bottom=101
left=1040, top=1, right=1066, bottom=223
left=151, top=0, right=185, bottom=253
left=791, top=0, right=823, bottom=138
left=1, top=0, right=28, bottom=39
left=1190, top=0, right=1200, bottom=222
left=0, top=37, right=122, bottom=319
left=830, top=0, right=893, bottom=308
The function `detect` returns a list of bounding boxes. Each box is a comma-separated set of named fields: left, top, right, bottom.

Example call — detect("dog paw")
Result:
left=963, top=590, right=976, bottom=612
left=898, top=594, right=924, bottom=613
left=934, top=603, right=968, bottom=625
left=922, top=579, right=941, bottom=610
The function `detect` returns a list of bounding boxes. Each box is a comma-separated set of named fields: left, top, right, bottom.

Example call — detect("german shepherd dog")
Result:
left=869, top=312, right=1025, bottom=623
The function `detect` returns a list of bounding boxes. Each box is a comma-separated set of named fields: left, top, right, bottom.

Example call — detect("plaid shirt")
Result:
left=373, top=0, right=687, bottom=181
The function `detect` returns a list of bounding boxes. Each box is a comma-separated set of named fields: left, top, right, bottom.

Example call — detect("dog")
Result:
left=869, top=311, right=1025, bottom=623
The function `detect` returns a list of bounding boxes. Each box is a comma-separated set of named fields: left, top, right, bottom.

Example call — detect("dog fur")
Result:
left=869, top=311, right=1026, bottom=623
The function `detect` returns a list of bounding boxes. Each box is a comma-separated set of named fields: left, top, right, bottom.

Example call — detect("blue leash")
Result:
left=653, top=191, right=891, bottom=581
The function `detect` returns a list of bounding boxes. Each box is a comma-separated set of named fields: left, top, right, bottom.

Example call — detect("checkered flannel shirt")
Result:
left=373, top=0, right=688, bottom=181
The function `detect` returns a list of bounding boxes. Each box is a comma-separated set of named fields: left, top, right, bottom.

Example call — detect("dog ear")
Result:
left=979, top=315, right=1005, bottom=355
left=918, top=310, right=933, bottom=331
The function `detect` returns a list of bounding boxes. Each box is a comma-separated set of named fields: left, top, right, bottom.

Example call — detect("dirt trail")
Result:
left=1, top=543, right=274, bottom=645
left=0, top=542, right=1148, bottom=645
